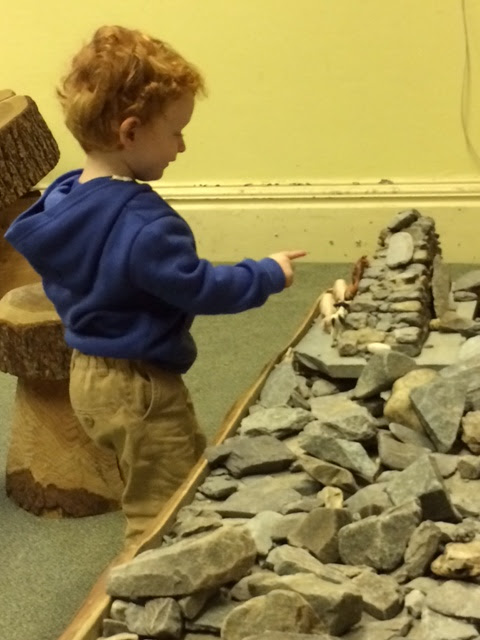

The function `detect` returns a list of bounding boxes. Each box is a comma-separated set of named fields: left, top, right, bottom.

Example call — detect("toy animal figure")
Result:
left=345, top=255, right=369, bottom=300
left=319, top=256, right=370, bottom=335
left=319, top=288, right=348, bottom=335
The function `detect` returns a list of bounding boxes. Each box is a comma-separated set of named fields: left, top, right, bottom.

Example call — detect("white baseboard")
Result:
left=152, top=181, right=480, bottom=263
left=38, top=179, right=480, bottom=263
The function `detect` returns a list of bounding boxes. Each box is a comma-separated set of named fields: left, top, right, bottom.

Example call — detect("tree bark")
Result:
left=0, top=282, right=71, bottom=379
left=0, top=92, right=59, bottom=208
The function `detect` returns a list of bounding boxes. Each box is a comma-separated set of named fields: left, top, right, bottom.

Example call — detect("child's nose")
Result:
left=178, top=138, right=186, bottom=153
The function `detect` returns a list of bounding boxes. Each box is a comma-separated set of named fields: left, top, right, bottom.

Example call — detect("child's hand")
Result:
left=269, top=250, right=307, bottom=287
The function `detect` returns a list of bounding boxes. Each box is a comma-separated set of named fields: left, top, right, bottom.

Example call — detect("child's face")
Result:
left=123, top=92, right=194, bottom=181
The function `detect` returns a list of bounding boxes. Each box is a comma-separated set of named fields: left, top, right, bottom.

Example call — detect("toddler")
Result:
left=5, top=25, right=306, bottom=544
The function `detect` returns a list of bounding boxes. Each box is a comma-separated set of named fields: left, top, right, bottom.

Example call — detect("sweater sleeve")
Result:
left=128, top=213, right=286, bottom=315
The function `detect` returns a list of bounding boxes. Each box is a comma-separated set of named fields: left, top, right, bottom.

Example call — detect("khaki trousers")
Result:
left=69, top=350, right=206, bottom=543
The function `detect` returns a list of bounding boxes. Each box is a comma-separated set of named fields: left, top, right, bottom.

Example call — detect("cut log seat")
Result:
left=0, top=90, right=59, bottom=209
left=0, top=283, right=123, bottom=517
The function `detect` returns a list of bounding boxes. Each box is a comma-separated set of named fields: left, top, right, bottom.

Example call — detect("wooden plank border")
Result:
left=57, top=291, right=323, bottom=640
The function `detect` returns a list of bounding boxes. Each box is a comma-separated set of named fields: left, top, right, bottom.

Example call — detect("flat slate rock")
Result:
left=259, top=361, right=299, bottom=407
left=238, top=406, right=314, bottom=439
left=106, top=526, right=256, bottom=598
left=425, top=580, right=480, bottom=622
left=213, top=484, right=303, bottom=518
left=299, top=432, right=379, bottom=482
left=294, top=300, right=476, bottom=379
left=224, top=435, right=297, bottom=478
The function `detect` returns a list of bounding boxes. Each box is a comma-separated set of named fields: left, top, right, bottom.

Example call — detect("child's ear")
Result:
left=119, top=117, right=141, bottom=148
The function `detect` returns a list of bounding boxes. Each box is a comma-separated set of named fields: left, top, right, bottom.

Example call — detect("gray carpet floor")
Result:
left=0, top=262, right=472, bottom=640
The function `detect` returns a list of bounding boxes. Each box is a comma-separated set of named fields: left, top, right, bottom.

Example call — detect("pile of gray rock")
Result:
left=98, top=346, right=480, bottom=640
left=336, top=209, right=480, bottom=358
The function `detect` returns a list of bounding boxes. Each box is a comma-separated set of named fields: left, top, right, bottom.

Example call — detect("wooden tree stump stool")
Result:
left=0, top=89, right=60, bottom=209
left=0, top=283, right=123, bottom=517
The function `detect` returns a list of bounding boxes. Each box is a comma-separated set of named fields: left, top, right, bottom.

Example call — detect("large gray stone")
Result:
left=386, top=232, right=414, bottom=268
left=351, top=571, right=403, bottom=620
left=239, top=407, right=314, bottom=439
left=394, top=520, right=443, bottom=582
left=240, top=470, right=320, bottom=496
left=247, top=573, right=363, bottom=636
left=444, top=473, right=480, bottom=518
left=299, top=455, right=358, bottom=493
left=244, top=511, right=285, bottom=555
left=124, top=598, right=182, bottom=638
left=185, top=593, right=238, bottom=634
left=410, top=377, right=467, bottom=453
left=259, top=361, right=299, bottom=407
left=385, top=455, right=459, bottom=521
left=299, top=432, right=379, bottom=482
left=338, top=500, right=422, bottom=571
left=431, top=254, right=452, bottom=319
left=344, top=483, right=393, bottom=518
left=266, top=545, right=347, bottom=584
left=307, top=395, right=378, bottom=441
left=224, top=435, right=296, bottom=478
left=214, top=484, right=303, bottom=518
left=388, top=422, right=435, bottom=451
left=378, top=431, right=429, bottom=470
left=353, top=351, right=417, bottom=400
left=106, top=526, right=257, bottom=598
left=287, top=507, right=352, bottom=562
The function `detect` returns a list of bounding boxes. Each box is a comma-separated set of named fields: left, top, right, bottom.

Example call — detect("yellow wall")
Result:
left=3, top=1, right=480, bottom=261
left=3, top=0, right=480, bottom=184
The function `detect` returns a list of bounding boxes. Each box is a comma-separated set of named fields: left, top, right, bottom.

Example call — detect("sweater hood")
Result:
left=4, top=171, right=150, bottom=292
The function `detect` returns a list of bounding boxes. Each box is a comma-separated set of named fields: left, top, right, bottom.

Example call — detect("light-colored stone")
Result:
left=431, top=540, right=480, bottom=579
left=461, top=410, right=480, bottom=453
left=247, top=573, right=363, bottom=636
left=386, top=232, right=414, bottom=268
left=384, top=369, right=438, bottom=433
left=221, top=590, right=324, bottom=640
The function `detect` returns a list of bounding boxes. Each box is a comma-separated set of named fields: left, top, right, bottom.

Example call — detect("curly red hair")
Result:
left=57, top=25, right=206, bottom=152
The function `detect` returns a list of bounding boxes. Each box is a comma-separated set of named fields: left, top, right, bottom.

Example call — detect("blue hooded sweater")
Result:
left=4, top=170, right=286, bottom=373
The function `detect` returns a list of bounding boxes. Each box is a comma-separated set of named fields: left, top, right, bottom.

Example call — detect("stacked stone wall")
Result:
left=337, top=209, right=440, bottom=358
